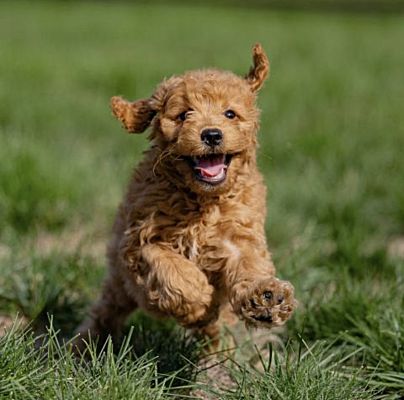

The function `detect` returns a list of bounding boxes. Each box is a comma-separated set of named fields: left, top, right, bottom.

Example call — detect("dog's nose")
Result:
left=201, top=129, right=223, bottom=147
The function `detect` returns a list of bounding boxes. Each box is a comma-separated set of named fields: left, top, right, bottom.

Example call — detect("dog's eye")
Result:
left=224, top=110, right=236, bottom=119
left=177, top=110, right=191, bottom=122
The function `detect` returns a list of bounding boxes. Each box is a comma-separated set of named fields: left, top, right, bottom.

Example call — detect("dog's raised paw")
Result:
left=238, top=278, right=297, bottom=328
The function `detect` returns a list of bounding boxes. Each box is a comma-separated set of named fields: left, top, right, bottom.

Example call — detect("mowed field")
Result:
left=0, top=1, right=403, bottom=399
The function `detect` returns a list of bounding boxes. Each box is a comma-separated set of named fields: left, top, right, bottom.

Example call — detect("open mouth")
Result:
left=187, top=154, right=233, bottom=185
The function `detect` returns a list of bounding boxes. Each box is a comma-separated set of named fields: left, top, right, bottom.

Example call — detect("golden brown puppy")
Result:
left=75, top=44, right=297, bottom=348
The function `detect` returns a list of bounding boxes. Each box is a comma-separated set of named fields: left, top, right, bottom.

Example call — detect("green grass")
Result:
left=217, top=341, right=378, bottom=400
left=0, top=322, right=176, bottom=399
left=0, top=1, right=403, bottom=398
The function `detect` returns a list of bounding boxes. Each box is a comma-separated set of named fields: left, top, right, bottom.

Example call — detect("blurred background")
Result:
left=0, top=1, right=403, bottom=398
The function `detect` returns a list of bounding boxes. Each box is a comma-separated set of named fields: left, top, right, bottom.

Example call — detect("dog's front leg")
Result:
left=224, top=246, right=297, bottom=328
left=140, top=244, right=217, bottom=327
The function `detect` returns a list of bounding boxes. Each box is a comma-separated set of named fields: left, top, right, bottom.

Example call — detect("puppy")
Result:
left=75, top=44, right=297, bottom=349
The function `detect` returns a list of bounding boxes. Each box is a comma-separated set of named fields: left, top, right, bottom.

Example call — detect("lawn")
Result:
left=0, top=1, right=403, bottom=399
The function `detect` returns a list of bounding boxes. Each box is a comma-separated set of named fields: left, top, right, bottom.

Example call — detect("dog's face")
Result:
left=111, top=44, right=269, bottom=195
left=155, top=70, right=260, bottom=193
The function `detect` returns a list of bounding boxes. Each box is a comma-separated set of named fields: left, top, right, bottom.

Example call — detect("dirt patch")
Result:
left=190, top=321, right=286, bottom=398
left=388, top=236, right=404, bottom=260
left=0, top=314, right=28, bottom=337
left=191, top=355, right=236, bottom=399
left=32, top=225, right=107, bottom=261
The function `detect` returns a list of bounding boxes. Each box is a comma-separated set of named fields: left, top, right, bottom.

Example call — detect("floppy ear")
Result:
left=245, top=43, right=270, bottom=92
left=111, top=76, right=183, bottom=134
left=110, top=96, right=156, bottom=134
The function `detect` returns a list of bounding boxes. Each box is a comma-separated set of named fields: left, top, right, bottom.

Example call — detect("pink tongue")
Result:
left=196, top=156, right=225, bottom=177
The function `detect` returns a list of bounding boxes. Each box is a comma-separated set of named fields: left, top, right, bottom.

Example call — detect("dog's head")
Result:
left=111, top=44, right=269, bottom=195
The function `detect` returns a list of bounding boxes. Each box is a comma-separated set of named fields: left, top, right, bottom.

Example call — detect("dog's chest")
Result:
left=168, top=204, right=241, bottom=272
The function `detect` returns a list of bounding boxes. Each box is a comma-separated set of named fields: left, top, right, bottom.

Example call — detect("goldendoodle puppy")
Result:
left=75, top=44, right=297, bottom=348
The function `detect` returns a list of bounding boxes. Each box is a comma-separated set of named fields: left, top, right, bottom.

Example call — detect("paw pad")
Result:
left=238, top=278, right=296, bottom=328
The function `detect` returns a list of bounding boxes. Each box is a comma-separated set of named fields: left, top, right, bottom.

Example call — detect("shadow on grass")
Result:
left=45, top=310, right=204, bottom=392
left=123, top=312, right=204, bottom=388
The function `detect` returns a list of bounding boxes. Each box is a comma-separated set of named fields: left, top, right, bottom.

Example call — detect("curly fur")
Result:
left=75, top=44, right=297, bottom=348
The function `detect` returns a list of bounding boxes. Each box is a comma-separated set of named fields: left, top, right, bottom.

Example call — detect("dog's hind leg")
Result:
left=193, top=304, right=238, bottom=354
left=73, top=272, right=137, bottom=353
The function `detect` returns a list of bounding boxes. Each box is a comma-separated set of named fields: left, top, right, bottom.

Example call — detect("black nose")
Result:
left=201, top=129, right=223, bottom=147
